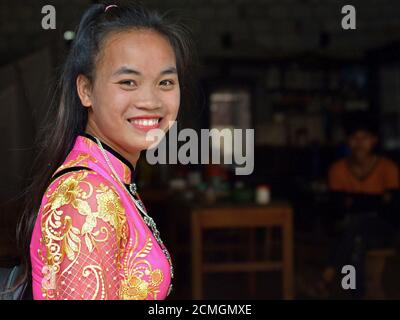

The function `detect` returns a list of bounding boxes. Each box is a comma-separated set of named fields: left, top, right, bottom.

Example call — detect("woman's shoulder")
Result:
left=47, top=167, right=104, bottom=193
left=42, top=168, right=126, bottom=223
left=39, top=167, right=129, bottom=244
left=378, top=156, right=399, bottom=172
left=52, top=149, right=99, bottom=177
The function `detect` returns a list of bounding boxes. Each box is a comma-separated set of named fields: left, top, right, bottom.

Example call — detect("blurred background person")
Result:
left=315, top=111, right=400, bottom=298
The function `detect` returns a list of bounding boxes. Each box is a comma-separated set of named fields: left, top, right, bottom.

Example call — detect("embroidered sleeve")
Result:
left=39, top=170, right=128, bottom=300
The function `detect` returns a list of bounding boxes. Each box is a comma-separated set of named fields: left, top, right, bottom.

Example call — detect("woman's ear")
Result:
left=76, top=74, right=93, bottom=107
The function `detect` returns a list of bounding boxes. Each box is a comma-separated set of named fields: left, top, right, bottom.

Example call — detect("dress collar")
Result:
left=79, top=132, right=136, bottom=184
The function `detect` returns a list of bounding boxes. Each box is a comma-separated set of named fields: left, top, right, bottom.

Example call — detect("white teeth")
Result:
left=130, top=118, right=159, bottom=126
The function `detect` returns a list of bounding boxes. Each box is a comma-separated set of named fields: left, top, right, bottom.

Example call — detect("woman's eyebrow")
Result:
left=112, top=66, right=177, bottom=77
left=160, top=66, right=177, bottom=75
left=112, top=66, right=140, bottom=77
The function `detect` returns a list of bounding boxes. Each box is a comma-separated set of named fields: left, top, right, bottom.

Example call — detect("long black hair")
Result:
left=17, top=1, right=197, bottom=286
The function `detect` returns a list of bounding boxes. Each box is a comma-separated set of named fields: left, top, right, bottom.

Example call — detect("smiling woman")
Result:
left=16, top=2, right=196, bottom=300
left=77, top=28, right=181, bottom=163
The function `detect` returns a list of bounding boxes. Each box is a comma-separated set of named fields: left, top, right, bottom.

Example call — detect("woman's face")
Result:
left=77, top=29, right=180, bottom=162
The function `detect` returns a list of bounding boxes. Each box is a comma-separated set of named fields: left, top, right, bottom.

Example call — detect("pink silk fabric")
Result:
left=30, top=135, right=172, bottom=300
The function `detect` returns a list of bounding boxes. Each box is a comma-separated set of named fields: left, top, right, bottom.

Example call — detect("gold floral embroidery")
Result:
left=38, top=149, right=166, bottom=300
left=53, top=152, right=98, bottom=177
left=119, top=235, right=164, bottom=300
left=96, top=185, right=129, bottom=250
left=40, top=170, right=128, bottom=299
left=82, top=265, right=107, bottom=300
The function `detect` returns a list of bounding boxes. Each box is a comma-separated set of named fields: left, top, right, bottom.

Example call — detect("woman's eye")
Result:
left=119, top=80, right=137, bottom=88
left=160, top=79, right=175, bottom=88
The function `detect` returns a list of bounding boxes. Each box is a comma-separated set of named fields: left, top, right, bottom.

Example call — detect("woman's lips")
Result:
left=127, top=117, right=162, bottom=132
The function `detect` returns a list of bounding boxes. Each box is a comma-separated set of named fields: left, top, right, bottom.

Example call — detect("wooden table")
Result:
left=191, top=202, right=294, bottom=299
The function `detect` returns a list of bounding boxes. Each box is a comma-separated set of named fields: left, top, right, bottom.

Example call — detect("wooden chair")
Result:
left=365, top=248, right=396, bottom=299
left=191, top=204, right=294, bottom=299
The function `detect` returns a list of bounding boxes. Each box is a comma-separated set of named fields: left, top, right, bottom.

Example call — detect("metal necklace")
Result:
left=94, top=137, right=174, bottom=295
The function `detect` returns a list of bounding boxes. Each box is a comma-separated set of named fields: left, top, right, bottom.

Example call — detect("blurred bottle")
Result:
left=256, top=185, right=271, bottom=205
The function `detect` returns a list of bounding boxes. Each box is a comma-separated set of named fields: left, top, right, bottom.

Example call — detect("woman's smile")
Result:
left=127, top=116, right=163, bottom=132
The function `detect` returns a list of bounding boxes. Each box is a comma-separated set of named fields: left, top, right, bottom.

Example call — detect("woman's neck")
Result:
left=85, top=124, right=140, bottom=168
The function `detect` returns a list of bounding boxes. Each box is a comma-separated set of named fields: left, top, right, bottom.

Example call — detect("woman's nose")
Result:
left=134, top=87, right=162, bottom=110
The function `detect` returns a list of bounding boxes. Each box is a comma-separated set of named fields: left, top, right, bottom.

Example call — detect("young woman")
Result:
left=17, top=2, right=195, bottom=300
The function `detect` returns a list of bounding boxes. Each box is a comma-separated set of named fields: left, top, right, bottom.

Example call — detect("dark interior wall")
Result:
left=0, top=0, right=92, bottom=65
left=2, top=0, right=400, bottom=64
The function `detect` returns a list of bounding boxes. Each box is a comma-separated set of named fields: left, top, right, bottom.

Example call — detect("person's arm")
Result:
left=383, top=159, right=400, bottom=198
left=39, top=170, right=128, bottom=300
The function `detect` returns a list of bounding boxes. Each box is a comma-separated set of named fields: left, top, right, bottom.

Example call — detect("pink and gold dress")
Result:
left=30, top=133, right=173, bottom=300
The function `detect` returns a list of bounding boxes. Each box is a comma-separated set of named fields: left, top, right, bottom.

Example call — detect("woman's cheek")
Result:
left=109, top=92, right=131, bottom=120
